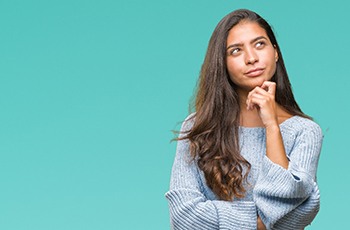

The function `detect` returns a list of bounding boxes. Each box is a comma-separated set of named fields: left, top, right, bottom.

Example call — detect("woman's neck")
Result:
left=240, top=106, right=264, bottom=127
left=237, top=89, right=263, bottom=127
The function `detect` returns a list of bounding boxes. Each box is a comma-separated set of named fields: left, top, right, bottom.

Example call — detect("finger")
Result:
left=250, top=86, right=270, bottom=96
left=246, top=95, right=255, bottom=110
left=249, top=94, right=273, bottom=109
left=247, top=88, right=270, bottom=109
left=247, top=87, right=269, bottom=110
left=261, top=81, right=276, bottom=95
left=247, top=93, right=266, bottom=110
left=247, top=87, right=268, bottom=102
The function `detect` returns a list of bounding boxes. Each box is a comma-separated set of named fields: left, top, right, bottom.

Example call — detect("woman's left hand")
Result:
left=246, top=81, right=279, bottom=128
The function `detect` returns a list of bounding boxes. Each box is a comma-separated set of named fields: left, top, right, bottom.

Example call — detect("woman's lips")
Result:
left=245, top=68, right=265, bottom=77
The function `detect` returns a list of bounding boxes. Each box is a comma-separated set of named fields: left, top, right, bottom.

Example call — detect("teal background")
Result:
left=0, top=0, right=347, bottom=229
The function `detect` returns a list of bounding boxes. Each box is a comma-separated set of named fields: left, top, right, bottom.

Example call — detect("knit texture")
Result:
left=165, top=115, right=323, bottom=230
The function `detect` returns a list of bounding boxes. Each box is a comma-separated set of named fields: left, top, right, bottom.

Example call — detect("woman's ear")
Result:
left=274, top=45, right=279, bottom=62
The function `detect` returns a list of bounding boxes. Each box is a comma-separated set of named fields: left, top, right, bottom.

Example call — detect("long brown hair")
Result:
left=179, top=9, right=309, bottom=201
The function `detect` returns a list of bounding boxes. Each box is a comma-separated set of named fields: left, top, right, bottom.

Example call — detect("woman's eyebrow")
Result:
left=226, top=43, right=242, bottom=50
left=251, top=36, right=268, bottom=43
left=226, top=36, right=268, bottom=50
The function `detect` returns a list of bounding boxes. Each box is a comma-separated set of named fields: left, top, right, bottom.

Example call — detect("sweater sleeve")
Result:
left=253, top=119, right=323, bottom=230
left=165, top=117, right=257, bottom=230
left=272, top=182, right=320, bottom=230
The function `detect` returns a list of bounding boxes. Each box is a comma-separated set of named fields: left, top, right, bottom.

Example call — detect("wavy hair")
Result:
left=178, top=9, right=309, bottom=201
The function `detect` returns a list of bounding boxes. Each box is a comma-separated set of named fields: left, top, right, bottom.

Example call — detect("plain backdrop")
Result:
left=0, top=0, right=348, bottom=229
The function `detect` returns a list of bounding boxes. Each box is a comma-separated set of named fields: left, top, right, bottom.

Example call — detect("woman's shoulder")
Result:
left=180, top=113, right=196, bottom=131
left=281, top=115, right=323, bottom=137
left=184, top=112, right=196, bottom=122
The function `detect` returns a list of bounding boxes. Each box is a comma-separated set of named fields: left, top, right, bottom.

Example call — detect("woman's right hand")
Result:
left=257, top=216, right=266, bottom=230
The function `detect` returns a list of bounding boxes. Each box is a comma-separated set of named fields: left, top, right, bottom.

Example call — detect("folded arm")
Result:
left=253, top=119, right=323, bottom=229
left=166, top=118, right=257, bottom=230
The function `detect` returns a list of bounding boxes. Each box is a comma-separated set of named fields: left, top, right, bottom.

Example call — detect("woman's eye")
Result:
left=256, top=41, right=265, bottom=48
left=230, top=48, right=240, bottom=55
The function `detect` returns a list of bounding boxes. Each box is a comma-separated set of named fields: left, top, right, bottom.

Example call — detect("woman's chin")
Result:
left=245, top=80, right=266, bottom=90
left=233, top=77, right=272, bottom=92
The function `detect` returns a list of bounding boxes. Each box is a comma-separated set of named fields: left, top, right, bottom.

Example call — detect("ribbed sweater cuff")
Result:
left=166, top=189, right=257, bottom=230
left=166, top=189, right=219, bottom=229
left=259, top=156, right=313, bottom=198
left=212, top=200, right=257, bottom=230
left=254, top=156, right=314, bottom=229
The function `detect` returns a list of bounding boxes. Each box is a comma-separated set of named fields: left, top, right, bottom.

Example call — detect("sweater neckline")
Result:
left=239, top=115, right=298, bottom=130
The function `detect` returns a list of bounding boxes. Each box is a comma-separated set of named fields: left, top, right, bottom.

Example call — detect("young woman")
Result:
left=165, top=9, right=323, bottom=230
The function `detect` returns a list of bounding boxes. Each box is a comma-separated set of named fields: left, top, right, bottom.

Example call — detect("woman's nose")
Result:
left=245, top=49, right=258, bottom=65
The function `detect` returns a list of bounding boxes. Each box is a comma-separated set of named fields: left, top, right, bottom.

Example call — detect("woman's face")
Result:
left=226, top=21, right=278, bottom=92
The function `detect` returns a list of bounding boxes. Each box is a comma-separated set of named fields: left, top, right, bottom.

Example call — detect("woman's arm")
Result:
left=247, top=81, right=323, bottom=229
left=165, top=117, right=257, bottom=230
left=253, top=122, right=322, bottom=229
left=247, top=81, right=289, bottom=169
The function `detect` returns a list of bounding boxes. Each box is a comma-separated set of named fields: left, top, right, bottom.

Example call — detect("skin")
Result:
left=226, top=21, right=293, bottom=230
left=226, top=20, right=278, bottom=94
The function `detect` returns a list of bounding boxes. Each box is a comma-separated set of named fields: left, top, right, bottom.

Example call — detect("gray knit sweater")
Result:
left=165, top=115, right=323, bottom=230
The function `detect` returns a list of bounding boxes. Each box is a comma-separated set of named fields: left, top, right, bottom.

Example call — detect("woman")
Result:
left=165, top=9, right=323, bottom=230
